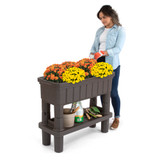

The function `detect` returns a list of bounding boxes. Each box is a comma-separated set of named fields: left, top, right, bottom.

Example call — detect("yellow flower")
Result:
left=62, top=67, right=86, bottom=84
left=91, top=62, right=113, bottom=78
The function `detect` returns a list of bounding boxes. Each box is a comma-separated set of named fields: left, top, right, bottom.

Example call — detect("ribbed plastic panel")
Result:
left=38, top=73, right=114, bottom=105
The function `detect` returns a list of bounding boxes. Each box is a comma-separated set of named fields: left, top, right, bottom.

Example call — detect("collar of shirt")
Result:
left=101, top=24, right=118, bottom=30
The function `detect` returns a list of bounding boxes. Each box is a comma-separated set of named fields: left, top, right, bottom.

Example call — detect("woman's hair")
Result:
left=97, top=5, right=122, bottom=26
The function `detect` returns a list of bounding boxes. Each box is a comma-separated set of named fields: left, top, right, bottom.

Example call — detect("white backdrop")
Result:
left=0, top=0, right=160, bottom=159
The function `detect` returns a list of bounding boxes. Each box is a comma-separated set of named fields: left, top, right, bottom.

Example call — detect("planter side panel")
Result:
left=59, top=77, right=111, bottom=105
left=60, top=84, right=84, bottom=105
left=40, top=83, right=60, bottom=104
left=74, top=85, right=81, bottom=102
left=38, top=73, right=115, bottom=105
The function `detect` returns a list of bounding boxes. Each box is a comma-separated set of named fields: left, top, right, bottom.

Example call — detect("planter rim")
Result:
left=38, top=72, right=115, bottom=86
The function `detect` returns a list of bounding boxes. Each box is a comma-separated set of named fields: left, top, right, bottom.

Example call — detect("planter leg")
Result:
left=54, top=105, right=64, bottom=152
left=101, top=93, right=110, bottom=133
left=89, top=97, right=97, bottom=128
left=42, top=100, right=51, bottom=145
left=42, top=131, right=51, bottom=145
left=54, top=104, right=64, bottom=131
left=101, top=120, right=109, bottom=133
left=54, top=135, right=63, bottom=153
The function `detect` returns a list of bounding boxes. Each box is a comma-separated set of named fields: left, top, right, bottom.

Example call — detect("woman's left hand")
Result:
left=103, top=50, right=109, bottom=56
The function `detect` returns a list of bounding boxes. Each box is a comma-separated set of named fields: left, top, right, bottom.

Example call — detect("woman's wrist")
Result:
left=104, top=50, right=109, bottom=56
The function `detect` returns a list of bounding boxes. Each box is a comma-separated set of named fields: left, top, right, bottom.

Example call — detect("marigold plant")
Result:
left=43, top=64, right=66, bottom=83
left=75, top=58, right=97, bottom=78
left=62, top=67, right=86, bottom=84
left=91, top=62, right=113, bottom=78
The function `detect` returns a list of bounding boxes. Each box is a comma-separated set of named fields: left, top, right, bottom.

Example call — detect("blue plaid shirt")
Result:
left=90, top=24, right=126, bottom=70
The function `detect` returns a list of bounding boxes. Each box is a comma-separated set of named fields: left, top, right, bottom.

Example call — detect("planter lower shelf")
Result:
left=39, top=111, right=112, bottom=137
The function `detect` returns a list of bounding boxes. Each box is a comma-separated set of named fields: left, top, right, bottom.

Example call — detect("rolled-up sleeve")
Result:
left=107, top=27, right=126, bottom=57
left=89, top=28, right=101, bottom=55
left=90, top=33, right=97, bottom=55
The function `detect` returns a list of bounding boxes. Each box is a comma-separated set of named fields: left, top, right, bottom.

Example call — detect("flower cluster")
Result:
left=43, top=64, right=66, bottom=83
left=62, top=67, right=86, bottom=84
left=43, top=58, right=113, bottom=83
left=91, top=62, right=113, bottom=78
left=43, top=58, right=96, bottom=83
left=75, top=58, right=97, bottom=78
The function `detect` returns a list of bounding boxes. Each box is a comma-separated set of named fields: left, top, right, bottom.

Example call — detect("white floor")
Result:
left=1, top=0, right=160, bottom=159
left=1, top=96, right=159, bottom=160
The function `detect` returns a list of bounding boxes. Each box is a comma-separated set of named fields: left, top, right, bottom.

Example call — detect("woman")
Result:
left=89, top=5, right=126, bottom=130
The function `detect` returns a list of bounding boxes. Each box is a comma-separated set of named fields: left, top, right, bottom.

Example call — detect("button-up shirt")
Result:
left=89, top=24, right=126, bottom=70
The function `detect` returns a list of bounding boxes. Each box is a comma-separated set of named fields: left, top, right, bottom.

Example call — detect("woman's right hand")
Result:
left=89, top=53, right=95, bottom=59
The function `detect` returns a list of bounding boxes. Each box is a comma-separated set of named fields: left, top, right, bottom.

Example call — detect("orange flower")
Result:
left=58, top=70, right=63, bottom=75
left=85, top=72, right=89, bottom=76
left=75, top=64, right=80, bottom=67
left=55, top=76, right=58, bottom=80
left=50, top=67, right=55, bottom=71
left=50, top=74, right=55, bottom=80
left=45, top=69, right=50, bottom=73
left=61, top=61, right=76, bottom=69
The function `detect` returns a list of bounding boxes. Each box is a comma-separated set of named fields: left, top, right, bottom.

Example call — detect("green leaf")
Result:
left=91, top=106, right=100, bottom=113
left=88, top=112, right=97, bottom=118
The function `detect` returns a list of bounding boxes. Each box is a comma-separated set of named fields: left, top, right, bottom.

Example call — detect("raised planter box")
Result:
left=37, top=72, right=115, bottom=153
left=38, top=74, right=114, bottom=105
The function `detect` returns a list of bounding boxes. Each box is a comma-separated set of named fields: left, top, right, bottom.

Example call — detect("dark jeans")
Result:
left=100, top=65, right=121, bottom=118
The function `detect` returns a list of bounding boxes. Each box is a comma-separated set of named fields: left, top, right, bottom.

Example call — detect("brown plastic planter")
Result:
left=37, top=72, right=115, bottom=153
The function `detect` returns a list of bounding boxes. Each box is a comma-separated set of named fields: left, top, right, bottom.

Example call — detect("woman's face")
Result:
left=99, top=12, right=113, bottom=28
